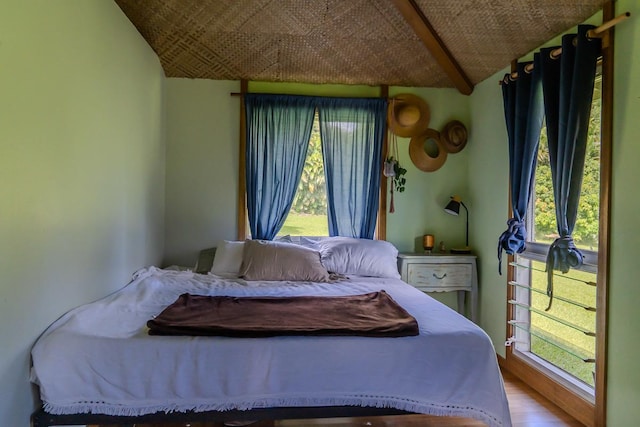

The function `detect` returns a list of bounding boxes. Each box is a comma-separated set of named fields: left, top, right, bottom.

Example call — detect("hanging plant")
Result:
left=385, top=156, right=406, bottom=193
left=383, top=155, right=407, bottom=214
left=385, top=111, right=408, bottom=213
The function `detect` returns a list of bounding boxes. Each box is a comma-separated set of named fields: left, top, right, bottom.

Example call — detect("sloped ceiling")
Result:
left=114, top=0, right=605, bottom=93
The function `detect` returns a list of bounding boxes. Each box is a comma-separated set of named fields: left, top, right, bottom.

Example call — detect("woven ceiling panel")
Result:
left=114, top=0, right=606, bottom=89
left=415, top=0, right=606, bottom=85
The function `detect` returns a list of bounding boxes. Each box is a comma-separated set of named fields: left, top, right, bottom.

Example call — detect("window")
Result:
left=279, top=113, right=329, bottom=237
left=239, top=94, right=386, bottom=241
left=510, top=70, right=602, bottom=397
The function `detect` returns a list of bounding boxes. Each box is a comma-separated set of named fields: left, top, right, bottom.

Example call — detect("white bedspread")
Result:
left=31, top=267, right=511, bottom=427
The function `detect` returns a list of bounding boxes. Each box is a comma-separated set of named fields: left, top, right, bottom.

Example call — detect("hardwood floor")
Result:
left=499, top=370, right=583, bottom=427
left=120, top=369, right=584, bottom=427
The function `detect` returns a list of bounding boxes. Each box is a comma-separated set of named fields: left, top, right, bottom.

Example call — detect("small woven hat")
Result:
left=409, top=128, right=448, bottom=172
left=441, top=120, right=468, bottom=153
left=388, top=94, right=430, bottom=137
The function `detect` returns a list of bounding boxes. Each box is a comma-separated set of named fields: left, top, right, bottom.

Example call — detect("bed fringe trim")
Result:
left=43, top=395, right=504, bottom=427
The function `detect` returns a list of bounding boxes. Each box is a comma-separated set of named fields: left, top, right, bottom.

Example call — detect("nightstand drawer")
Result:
left=407, top=263, right=472, bottom=291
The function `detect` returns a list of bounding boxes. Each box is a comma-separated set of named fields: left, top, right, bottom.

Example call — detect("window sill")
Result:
left=514, top=349, right=595, bottom=402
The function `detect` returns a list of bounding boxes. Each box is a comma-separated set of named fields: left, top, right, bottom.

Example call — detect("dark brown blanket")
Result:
left=147, top=291, right=419, bottom=337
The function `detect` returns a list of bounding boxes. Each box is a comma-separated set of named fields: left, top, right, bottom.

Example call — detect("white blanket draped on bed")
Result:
left=30, top=267, right=512, bottom=427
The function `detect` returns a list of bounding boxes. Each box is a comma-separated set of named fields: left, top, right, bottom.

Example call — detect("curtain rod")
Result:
left=500, top=12, right=630, bottom=84
left=229, top=92, right=392, bottom=100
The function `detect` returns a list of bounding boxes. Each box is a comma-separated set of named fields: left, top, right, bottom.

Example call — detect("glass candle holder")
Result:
left=423, top=234, right=434, bottom=254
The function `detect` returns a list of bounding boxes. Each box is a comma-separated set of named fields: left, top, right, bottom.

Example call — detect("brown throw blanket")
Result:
left=147, top=291, right=419, bottom=337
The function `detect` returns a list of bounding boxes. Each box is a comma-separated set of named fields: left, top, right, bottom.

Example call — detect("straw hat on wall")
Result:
left=409, top=128, right=448, bottom=172
left=441, top=120, right=468, bottom=153
left=387, top=94, right=430, bottom=137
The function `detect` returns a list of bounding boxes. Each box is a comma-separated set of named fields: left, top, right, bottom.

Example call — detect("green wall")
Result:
left=163, top=79, right=240, bottom=267
left=385, top=87, right=471, bottom=254
left=469, top=1, right=640, bottom=425
left=606, top=0, right=640, bottom=424
left=0, top=1, right=166, bottom=426
left=163, top=81, right=470, bottom=309
left=467, top=73, right=511, bottom=352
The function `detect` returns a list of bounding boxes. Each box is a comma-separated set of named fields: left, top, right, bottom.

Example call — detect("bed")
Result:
left=30, top=238, right=512, bottom=427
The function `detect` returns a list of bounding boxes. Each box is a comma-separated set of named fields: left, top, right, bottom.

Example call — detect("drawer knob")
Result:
left=433, top=272, right=447, bottom=280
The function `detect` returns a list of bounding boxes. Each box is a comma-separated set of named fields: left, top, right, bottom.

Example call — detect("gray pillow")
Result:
left=195, top=247, right=217, bottom=274
left=239, top=239, right=330, bottom=282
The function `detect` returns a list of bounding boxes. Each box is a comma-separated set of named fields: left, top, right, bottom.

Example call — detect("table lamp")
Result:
left=444, top=195, right=471, bottom=254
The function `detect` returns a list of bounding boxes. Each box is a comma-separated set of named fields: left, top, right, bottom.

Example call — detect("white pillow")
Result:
left=211, top=240, right=245, bottom=276
left=317, top=237, right=400, bottom=279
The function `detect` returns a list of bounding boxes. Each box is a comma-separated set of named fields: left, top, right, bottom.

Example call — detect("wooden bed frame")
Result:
left=31, top=405, right=414, bottom=427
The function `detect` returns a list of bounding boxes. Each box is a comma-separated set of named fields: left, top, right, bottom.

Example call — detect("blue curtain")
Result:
left=244, top=94, right=316, bottom=240
left=540, top=25, right=601, bottom=309
left=317, top=98, right=386, bottom=238
left=497, top=56, right=545, bottom=275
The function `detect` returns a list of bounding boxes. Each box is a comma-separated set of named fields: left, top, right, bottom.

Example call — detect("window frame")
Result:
left=236, top=85, right=390, bottom=241
left=503, top=6, right=613, bottom=426
left=510, top=76, right=602, bottom=394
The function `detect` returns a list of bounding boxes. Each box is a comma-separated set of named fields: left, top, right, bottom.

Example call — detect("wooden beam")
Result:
left=391, top=0, right=474, bottom=95
left=376, top=85, right=389, bottom=241
left=237, top=79, right=248, bottom=240
left=595, top=2, right=615, bottom=425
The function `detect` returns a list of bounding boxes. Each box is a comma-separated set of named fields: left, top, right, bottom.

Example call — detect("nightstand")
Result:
left=398, top=253, right=478, bottom=323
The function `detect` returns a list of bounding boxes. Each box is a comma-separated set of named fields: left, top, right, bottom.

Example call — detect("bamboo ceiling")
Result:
left=114, top=0, right=606, bottom=94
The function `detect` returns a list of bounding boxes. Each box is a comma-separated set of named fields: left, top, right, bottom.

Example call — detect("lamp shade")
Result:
left=444, top=195, right=462, bottom=216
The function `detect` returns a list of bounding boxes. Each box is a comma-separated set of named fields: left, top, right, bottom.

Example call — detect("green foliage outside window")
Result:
left=290, top=118, right=327, bottom=216
left=280, top=115, right=329, bottom=237
left=529, top=261, right=596, bottom=386
left=533, top=82, right=601, bottom=251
